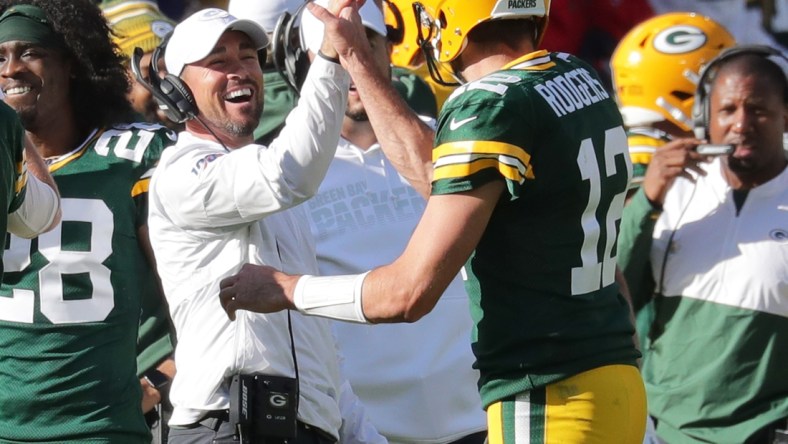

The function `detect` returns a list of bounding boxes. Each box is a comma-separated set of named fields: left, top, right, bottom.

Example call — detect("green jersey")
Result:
left=255, top=70, right=299, bottom=146
left=0, top=102, right=26, bottom=282
left=136, top=285, right=175, bottom=377
left=392, top=65, right=438, bottom=119
left=0, top=122, right=175, bottom=443
left=432, top=50, right=640, bottom=408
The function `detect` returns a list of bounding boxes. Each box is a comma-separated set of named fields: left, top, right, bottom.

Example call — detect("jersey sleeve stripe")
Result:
left=629, top=152, right=654, bottom=165
left=434, top=158, right=524, bottom=183
left=15, top=160, right=27, bottom=193
left=435, top=153, right=530, bottom=177
left=132, top=177, right=150, bottom=198
left=434, top=140, right=529, bottom=159
left=433, top=141, right=534, bottom=177
left=133, top=167, right=157, bottom=197
left=627, top=134, right=663, bottom=148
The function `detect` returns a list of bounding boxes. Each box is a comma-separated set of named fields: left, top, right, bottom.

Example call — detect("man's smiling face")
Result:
left=180, top=30, right=264, bottom=140
left=0, top=40, right=72, bottom=130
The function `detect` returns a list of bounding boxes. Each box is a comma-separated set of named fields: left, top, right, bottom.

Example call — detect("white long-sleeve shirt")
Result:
left=306, top=135, right=487, bottom=443
left=148, top=57, right=357, bottom=438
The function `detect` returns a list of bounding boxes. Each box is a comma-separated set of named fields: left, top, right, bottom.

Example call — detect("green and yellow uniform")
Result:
left=392, top=65, right=438, bottom=119
left=255, top=70, right=299, bottom=146
left=0, top=123, right=174, bottom=443
left=431, top=50, right=643, bottom=442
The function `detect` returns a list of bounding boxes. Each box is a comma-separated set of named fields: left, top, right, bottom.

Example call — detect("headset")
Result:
left=130, top=32, right=269, bottom=124
left=130, top=33, right=197, bottom=124
left=692, top=44, right=788, bottom=140
left=271, top=1, right=311, bottom=96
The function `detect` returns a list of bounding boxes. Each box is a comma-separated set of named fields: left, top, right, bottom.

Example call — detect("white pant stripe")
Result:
left=514, top=391, right=532, bottom=444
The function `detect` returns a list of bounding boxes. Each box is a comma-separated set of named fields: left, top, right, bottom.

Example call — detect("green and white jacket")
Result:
left=619, top=157, right=788, bottom=444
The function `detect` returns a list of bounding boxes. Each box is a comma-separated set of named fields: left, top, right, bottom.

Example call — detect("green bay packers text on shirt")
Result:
left=535, top=67, right=609, bottom=117
left=308, top=181, right=424, bottom=238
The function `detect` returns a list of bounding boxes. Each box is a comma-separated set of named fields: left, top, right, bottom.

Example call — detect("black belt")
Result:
left=197, top=409, right=230, bottom=430
left=165, top=409, right=228, bottom=431
left=181, top=410, right=336, bottom=442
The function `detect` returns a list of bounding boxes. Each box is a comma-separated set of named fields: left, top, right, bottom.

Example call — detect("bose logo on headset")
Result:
left=692, top=44, right=788, bottom=140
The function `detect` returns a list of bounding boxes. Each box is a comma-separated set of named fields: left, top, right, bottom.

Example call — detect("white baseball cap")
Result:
left=165, top=8, right=270, bottom=76
left=228, top=0, right=304, bottom=33
left=300, top=0, right=386, bottom=54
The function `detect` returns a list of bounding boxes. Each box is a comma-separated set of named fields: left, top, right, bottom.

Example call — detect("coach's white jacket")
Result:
left=148, top=57, right=372, bottom=440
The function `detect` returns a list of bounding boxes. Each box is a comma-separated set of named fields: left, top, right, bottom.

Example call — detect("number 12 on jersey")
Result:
left=571, top=126, right=631, bottom=295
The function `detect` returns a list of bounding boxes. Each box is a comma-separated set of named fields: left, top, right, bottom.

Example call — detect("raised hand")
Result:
left=309, top=0, right=369, bottom=64
left=642, top=138, right=709, bottom=207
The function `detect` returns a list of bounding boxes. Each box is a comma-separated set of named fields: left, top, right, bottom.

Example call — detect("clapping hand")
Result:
left=219, top=264, right=299, bottom=321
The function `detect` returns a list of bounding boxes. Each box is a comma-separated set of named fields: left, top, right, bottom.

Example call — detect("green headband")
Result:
left=0, top=5, right=65, bottom=49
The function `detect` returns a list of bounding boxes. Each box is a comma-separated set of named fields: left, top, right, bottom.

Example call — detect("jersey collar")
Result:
left=502, top=50, right=551, bottom=71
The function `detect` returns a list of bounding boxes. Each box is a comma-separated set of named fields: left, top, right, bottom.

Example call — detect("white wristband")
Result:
left=293, top=272, right=370, bottom=323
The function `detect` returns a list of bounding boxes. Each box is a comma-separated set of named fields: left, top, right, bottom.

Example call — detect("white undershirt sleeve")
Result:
left=7, top=172, right=59, bottom=239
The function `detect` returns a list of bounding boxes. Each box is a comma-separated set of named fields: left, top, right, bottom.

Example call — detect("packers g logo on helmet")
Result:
left=611, top=13, right=735, bottom=132
left=653, top=25, right=708, bottom=54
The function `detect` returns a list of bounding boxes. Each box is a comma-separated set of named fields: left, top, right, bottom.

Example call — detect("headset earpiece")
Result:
left=156, top=73, right=198, bottom=123
left=130, top=34, right=198, bottom=124
left=693, top=44, right=785, bottom=140
left=691, top=68, right=712, bottom=140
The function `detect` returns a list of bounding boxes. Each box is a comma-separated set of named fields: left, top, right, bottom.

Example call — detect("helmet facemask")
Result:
left=413, top=2, right=463, bottom=87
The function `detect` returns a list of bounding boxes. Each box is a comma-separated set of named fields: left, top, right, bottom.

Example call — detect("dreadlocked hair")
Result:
left=0, top=0, right=134, bottom=131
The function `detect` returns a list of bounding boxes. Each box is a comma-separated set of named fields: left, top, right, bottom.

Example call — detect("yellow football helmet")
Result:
left=424, top=0, right=550, bottom=64
left=611, top=12, right=735, bottom=133
left=384, top=0, right=456, bottom=108
left=385, top=0, right=422, bottom=67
